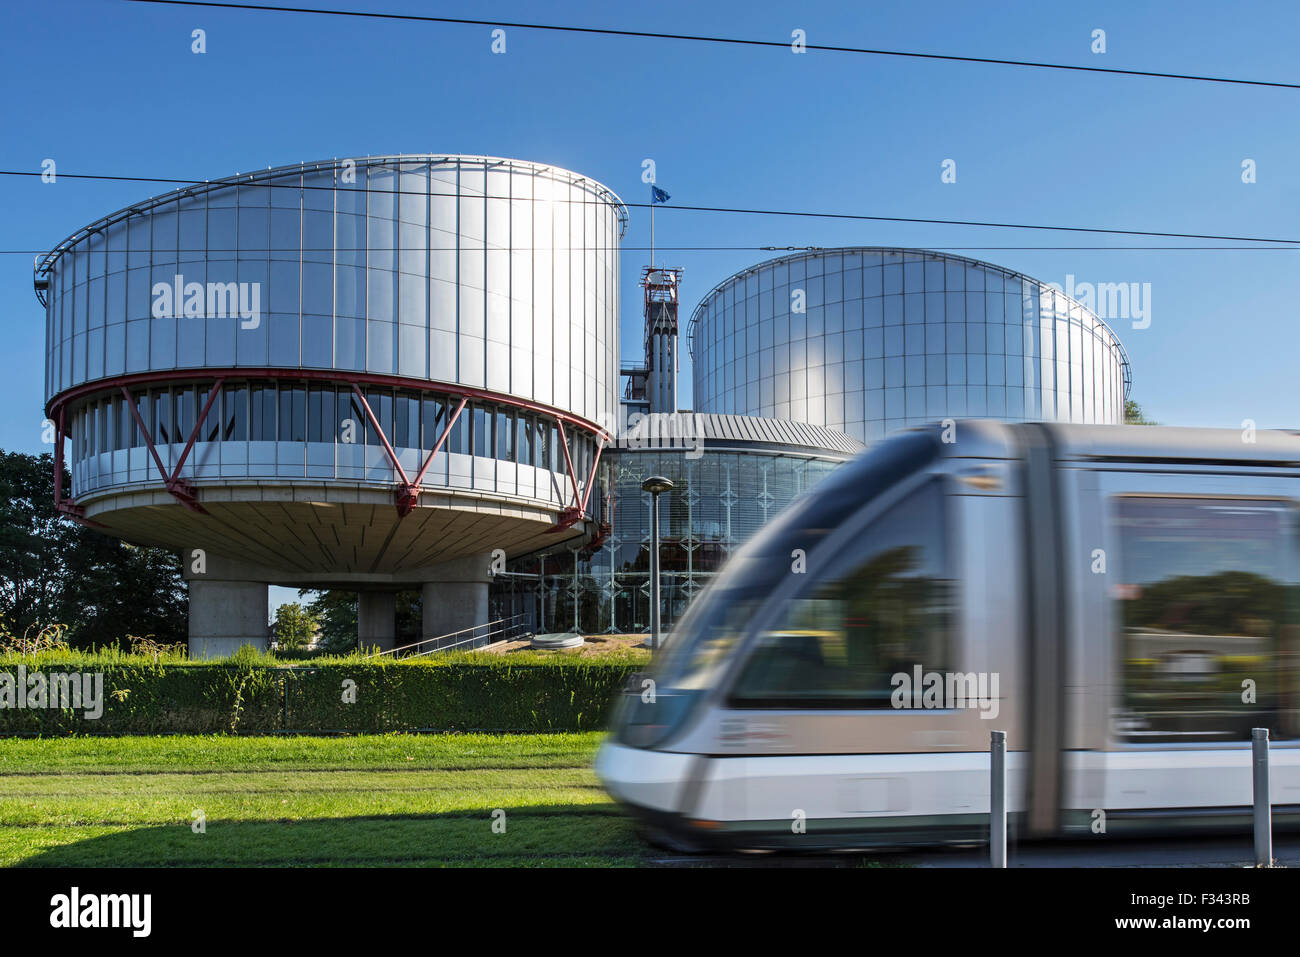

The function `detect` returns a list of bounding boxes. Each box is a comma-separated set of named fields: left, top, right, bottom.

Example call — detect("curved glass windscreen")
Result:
left=729, top=479, right=953, bottom=707
left=613, top=428, right=941, bottom=747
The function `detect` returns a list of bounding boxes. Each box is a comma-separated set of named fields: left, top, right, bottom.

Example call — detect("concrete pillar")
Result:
left=358, top=591, right=398, bottom=653
left=421, top=552, right=492, bottom=648
left=187, top=580, right=269, bottom=659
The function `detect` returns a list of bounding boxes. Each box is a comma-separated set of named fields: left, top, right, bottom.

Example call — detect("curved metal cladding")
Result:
left=37, top=156, right=626, bottom=577
left=688, top=248, right=1131, bottom=444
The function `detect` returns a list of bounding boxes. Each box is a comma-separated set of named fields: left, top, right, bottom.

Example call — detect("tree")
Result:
left=0, top=450, right=187, bottom=648
left=300, top=589, right=357, bottom=654
left=300, top=588, right=423, bottom=654
left=1125, top=399, right=1158, bottom=425
left=0, top=451, right=66, bottom=634
left=271, top=602, right=319, bottom=651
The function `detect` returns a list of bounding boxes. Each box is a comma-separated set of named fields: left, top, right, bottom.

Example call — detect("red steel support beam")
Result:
left=119, top=382, right=220, bottom=514
left=578, top=436, right=606, bottom=515
left=169, top=377, right=225, bottom=484
left=556, top=419, right=582, bottom=508
left=51, top=407, right=97, bottom=525
left=121, top=386, right=171, bottom=484
left=350, top=384, right=420, bottom=515
left=350, top=384, right=408, bottom=486
left=410, top=396, right=468, bottom=490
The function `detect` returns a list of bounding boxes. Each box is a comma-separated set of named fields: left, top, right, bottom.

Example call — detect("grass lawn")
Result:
left=0, top=732, right=653, bottom=867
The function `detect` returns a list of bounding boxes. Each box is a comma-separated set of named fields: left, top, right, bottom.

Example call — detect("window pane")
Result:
left=307, top=385, right=327, bottom=443
left=225, top=384, right=248, bottom=441
left=1114, top=497, right=1299, bottom=743
left=118, top=394, right=135, bottom=449
left=395, top=391, right=411, bottom=448
left=471, top=405, right=488, bottom=457
left=287, top=386, right=306, bottom=442
left=517, top=415, right=531, bottom=465
left=497, top=410, right=511, bottom=460
left=421, top=396, right=446, bottom=449
left=133, top=392, right=150, bottom=447
left=363, top=389, right=393, bottom=446
left=449, top=401, right=468, bottom=454
left=730, top=481, right=953, bottom=706
left=339, top=389, right=366, bottom=446
left=153, top=389, right=171, bottom=444
left=252, top=385, right=276, bottom=441
left=202, top=387, right=221, bottom=442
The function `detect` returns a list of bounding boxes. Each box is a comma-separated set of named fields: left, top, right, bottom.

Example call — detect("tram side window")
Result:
left=729, top=480, right=953, bottom=707
left=1113, top=497, right=1299, bottom=744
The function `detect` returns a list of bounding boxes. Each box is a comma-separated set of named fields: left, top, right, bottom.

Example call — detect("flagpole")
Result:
left=649, top=183, right=655, bottom=268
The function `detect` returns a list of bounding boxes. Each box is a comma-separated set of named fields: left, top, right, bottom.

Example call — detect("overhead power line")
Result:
left=125, top=0, right=1300, bottom=91
left=3, top=169, right=1296, bottom=246
left=3, top=246, right=1299, bottom=255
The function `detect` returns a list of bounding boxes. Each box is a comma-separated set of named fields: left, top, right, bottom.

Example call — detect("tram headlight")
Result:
left=612, top=684, right=701, bottom=750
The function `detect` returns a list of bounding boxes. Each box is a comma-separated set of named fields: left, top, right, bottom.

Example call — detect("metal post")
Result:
left=649, top=491, right=661, bottom=650
left=990, top=730, right=1006, bottom=868
left=641, top=476, right=673, bottom=651
left=1252, top=727, right=1272, bottom=867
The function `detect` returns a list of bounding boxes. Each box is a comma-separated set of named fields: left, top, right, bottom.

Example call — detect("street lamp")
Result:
left=642, top=475, right=675, bottom=650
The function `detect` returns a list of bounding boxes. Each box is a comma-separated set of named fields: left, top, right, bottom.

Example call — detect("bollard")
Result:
left=990, top=730, right=1006, bottom=868
left=1252, top=728, right=1272, bottom=867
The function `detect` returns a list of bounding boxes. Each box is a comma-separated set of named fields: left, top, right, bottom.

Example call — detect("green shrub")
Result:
left=0, top=656, right=636, bottom=735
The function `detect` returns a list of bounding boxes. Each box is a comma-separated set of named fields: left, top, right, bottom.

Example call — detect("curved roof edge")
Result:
left=616, top=412, right=864, bottom=459
left=685, top=246, right=1131, bottom=399
left=33, top=154, right=629, bottom=287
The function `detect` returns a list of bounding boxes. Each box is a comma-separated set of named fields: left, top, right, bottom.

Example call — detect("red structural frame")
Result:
left=47, top=369, right=611, bottom=530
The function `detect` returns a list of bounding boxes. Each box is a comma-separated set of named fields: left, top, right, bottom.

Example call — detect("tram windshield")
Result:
left=615, top=429, right=942, bottom=746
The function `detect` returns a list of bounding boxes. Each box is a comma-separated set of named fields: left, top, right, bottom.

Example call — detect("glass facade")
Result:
left=688, top=248, right=1130, bottom=443
left=65, top=378, right=596, bottom=508
left=493, top=443, right=848, bottom=634
left=41, top=156, right=624, bottom=511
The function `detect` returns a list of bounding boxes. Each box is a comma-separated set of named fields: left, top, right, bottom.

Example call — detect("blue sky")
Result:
left=2, top=0, right=1297, bottom=447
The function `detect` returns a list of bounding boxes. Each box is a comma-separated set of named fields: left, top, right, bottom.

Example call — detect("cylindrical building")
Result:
left=688, top=248, right=1131, bottom=443
left=37, top=155, right=626, bottom=655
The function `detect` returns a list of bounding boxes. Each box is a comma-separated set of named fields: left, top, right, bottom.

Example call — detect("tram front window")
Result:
left=730, top=480, right=953, bottom=707
left=615, top=428, right=942, bottom=748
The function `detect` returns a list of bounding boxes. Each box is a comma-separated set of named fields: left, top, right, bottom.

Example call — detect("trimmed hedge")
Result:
left=0, top=659, right=638, bottom=735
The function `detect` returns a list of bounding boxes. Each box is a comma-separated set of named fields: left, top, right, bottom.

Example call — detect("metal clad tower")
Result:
left=37, top=155, right=626, bottom=656
left=642, top=266, right=682, bottom=414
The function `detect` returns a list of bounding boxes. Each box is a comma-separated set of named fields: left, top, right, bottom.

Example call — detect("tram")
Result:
left=596, top=421, right=1300, bottom=850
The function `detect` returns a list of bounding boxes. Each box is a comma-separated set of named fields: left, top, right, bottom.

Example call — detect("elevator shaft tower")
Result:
left=641, top=266, right=683, bottom=415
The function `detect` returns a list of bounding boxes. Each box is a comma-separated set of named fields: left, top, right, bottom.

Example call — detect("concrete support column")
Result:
left=421, top=552, right=493, bottom=647
left=358, top=591, right=398, bottom=653
left=187, top=580, right=269, bottom=659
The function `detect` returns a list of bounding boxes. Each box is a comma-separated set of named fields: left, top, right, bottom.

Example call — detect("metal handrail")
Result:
left=366, top=614, right=532, bottom=658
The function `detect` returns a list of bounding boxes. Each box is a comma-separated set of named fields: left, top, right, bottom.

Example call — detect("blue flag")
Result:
left=651, top=186, right=670, bottom=204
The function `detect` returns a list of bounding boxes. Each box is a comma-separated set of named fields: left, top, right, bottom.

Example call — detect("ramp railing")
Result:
left=365, top=614, right=532, bottom=658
